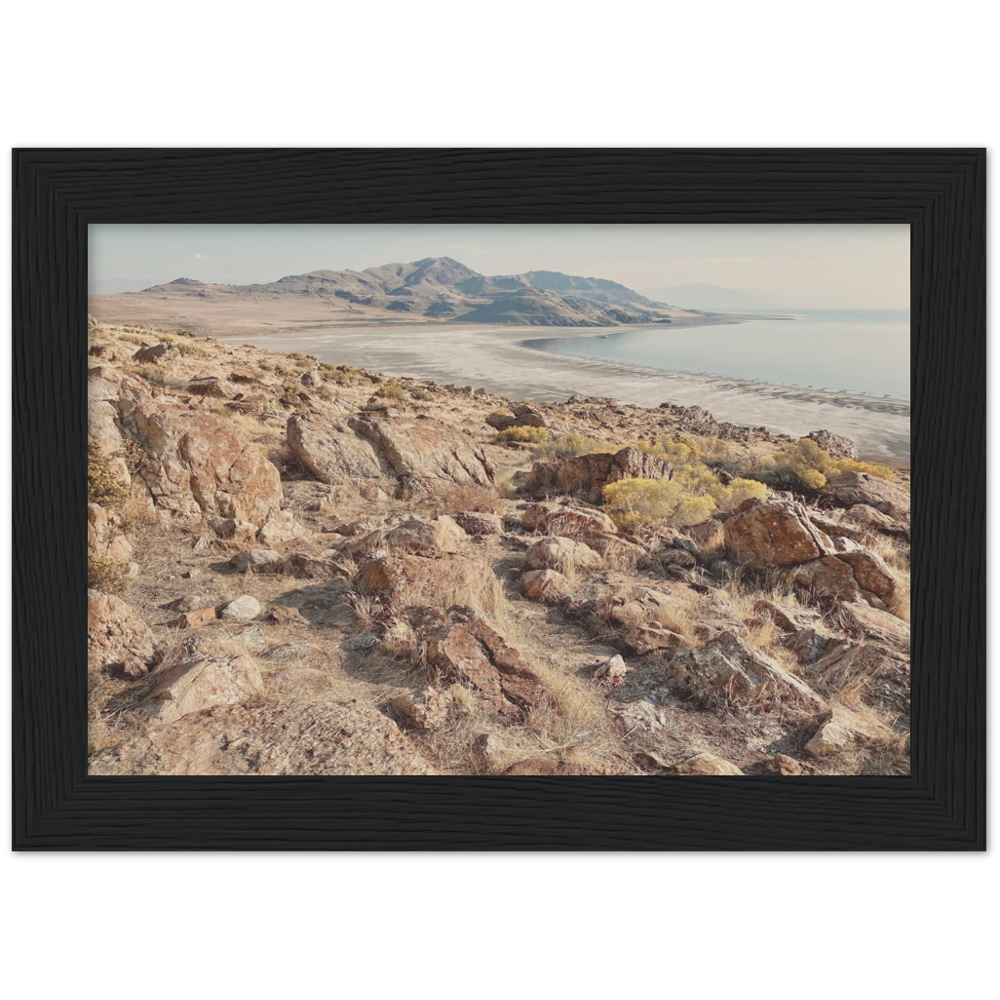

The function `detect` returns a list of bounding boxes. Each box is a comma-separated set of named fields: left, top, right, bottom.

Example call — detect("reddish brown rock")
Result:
left=355, top=553, right=497, bottom=612
left=178, top=607, right=217, bottom=628
left=425, top=616, right=549, bottom=717
left=127, top=402, right=282, bottom=526
left=267, top=605, right=308, bottom=625
left=724, top=500, right=833, bottom=568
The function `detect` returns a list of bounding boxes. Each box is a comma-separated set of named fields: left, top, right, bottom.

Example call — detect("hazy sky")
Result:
left=89, top=224, right=909, bottom=308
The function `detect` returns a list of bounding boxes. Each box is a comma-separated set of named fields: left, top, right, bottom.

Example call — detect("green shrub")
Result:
left=88, top=442, right=129, bottom=507
left=494, top=426, right=550, bottom=445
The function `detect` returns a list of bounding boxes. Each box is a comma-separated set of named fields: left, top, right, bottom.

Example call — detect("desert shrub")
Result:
left=408, top=386, right=434, bottom=401
left=375, top=381, right=407, bottom=401
left=604, top=478, right=716, bottom=530
left=127, top=363, right=167, bottom=385
left=117, top=332, right=148, bottom=345
left=88, top=442, right=129, bottom=507
left=531, top=433, right=609, bottom=462
left=494, top=426, right=550, bottom=445
left=88, top=555, right=126, bottom=592
left=173, top=340, right=210, bottom=358
left=767, top=439, right=895, bottom=489
left=117, top=437, right=148, bottom=477
left=710, top=477, right=770, bottom=513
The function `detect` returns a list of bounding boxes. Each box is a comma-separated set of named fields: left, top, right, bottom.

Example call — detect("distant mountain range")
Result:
left=641, top=282, right=772, bottom=311
left=110, top=257, right=700, bottom=328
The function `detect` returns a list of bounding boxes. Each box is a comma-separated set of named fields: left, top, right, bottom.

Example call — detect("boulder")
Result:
left=219, top=595, right=261, bottom=621
left=257, top=510, right=307, bottom=547
left=804, top=704, right=894, bottom=758
left=526, top=446, right=672, bottom=504
left=349, top=413, right=495, bottom=490
left=832, top=541, right=897, bottom=599
left=834, top=602, right=910, bottom=652
left=668, top=753, right=744, bottom=776
left=87, top=504, right=133, bottom=563
left=520, top=569, right=572, bottom=602
left=511, top=402, right=547, bottom=428
left=87, top=589, right=160, bottom=677
left=832, top=503, right=909, bottom=539
left=230, top=549, right=283, bottom=572
left=188, top=376, right=238, bottom=398
left=391, top=687, right=453, bottom=731
left=383, top=516, right=466, bottom=555
left=819, top=472, right=910, bottom=521
left=523, top=536, right=602, bottom=574
left=90, top=701, right=436, bottom=775
left=804, top=429, right=859, bottom=460
left=724, top=500, right=833, bottom=568
left=666, top=632, right=825, bottom=708
left=425, top=615, right=549, bottom=717
left=522, top=500, right=618, bottom=538
left=126, top=402, right=282, bottom=526
left=771, top=754, right=805, bottom=776
left=141, top=653, right=263, bottom=725
left=286, top=412, right=386, bottom=485
left=355, top=553, right=497, bottom=612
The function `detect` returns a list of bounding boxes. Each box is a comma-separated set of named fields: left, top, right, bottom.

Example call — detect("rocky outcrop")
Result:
left=382, top=516, right=466, bottom=555
left=526, top=446, right=672, bottom=503
left=90, top=701, right=436, bottom=775
left=425, top=614, right=549, bottom=717
left=805, top=429, right=859, bottom=460
left=126, top=402, right=282, bottom=526
left=286, top=412, right=386, bottom=485
left=287, top=411, right=495, bottom=494
left=88, top=590, right=160, bottom=677
left=141, top=653, right=263, bottom=725
left=666, top=632, right=825, bottom=708
left=819, top=472, right=910, bottom=521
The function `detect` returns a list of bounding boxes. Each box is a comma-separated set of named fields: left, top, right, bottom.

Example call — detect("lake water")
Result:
left=524, top=309, right=910, bottom=400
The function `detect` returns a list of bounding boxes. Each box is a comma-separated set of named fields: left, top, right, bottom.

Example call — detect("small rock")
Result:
left=219, top=595, right=261, bottom=621
left=593, top=654, right=628, bottom=686
left=267, top=605, right=308, bottom=625
left=771, top=754, right=805, bottom=775
left=178, top=607, right=217, bottom=628
left=668, top=753, right=744, bottom=776
left=257, top=510, right=307, bottom=547
left=230, top=549, right=283, bottom=572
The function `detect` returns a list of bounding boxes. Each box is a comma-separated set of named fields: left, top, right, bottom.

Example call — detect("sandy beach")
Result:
left=215, top=321, right=910, bottom=461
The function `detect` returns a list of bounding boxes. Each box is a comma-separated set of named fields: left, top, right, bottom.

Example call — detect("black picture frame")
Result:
left=12, top=148, right=985, bottom=850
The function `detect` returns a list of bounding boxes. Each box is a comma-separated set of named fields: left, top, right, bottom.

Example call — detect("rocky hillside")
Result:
left=87, top=319, right=911, bottom=776
left=89, top=257, right=699, bottom=331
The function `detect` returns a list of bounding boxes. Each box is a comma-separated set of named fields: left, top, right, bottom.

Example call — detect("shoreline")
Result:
left=209, top=320, right=910, bottom=462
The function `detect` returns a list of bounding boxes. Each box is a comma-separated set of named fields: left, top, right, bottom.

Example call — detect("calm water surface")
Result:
left=525, top=309, right=910, bottom=399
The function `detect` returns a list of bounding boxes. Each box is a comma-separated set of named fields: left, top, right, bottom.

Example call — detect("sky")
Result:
left=89, top=224, right=910, bottom=309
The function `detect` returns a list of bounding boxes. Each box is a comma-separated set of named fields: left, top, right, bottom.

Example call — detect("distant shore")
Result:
left=207, top=320, right=910, bottom=462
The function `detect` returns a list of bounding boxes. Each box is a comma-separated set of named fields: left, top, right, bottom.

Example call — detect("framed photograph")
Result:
left=12, top=148, right=984, bottom=849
